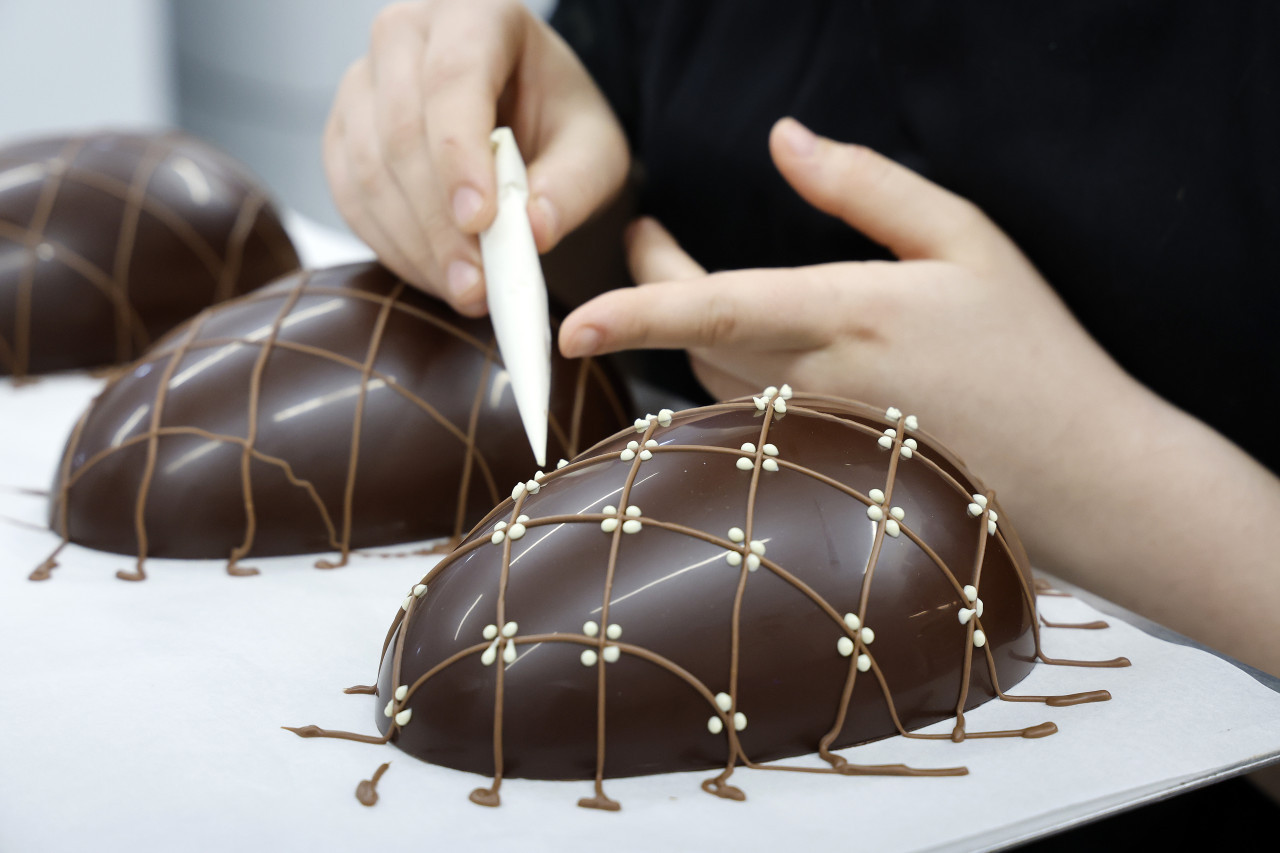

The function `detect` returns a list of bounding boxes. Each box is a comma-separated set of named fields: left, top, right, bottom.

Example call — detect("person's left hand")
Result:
left=558, top=118, right=1133, bottom=468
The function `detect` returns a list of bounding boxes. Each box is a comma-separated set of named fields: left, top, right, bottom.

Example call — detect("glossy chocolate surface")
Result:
left=45, top=263, right=629, bottom=576
left=374, top=394, right=1041, bottom=784
left=0, top=131, right=299, bottom=378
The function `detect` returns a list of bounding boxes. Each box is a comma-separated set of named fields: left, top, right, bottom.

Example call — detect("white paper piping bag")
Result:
left=480, top=127, right=551, bottom=467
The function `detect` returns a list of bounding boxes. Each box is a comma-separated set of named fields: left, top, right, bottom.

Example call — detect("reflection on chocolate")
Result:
left=38, top=262, right=629, bottom=580
left=0, top=131, right=300, bottom=378
left=289, top=390, right=1126, bottom=809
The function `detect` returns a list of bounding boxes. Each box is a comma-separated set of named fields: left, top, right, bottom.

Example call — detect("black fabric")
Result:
left=552, top=0, right=1280, bottom=473
left=550, top=1, right=1280, bottom=844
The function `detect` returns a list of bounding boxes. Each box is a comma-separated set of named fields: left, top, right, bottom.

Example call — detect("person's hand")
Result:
left=325, top=0, right=629, bottom=315
left=560, top=117, right=1134, bottom=453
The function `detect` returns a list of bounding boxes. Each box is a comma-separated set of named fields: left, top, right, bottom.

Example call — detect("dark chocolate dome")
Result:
left=41, top=262, right=629, bottom=579
left=372, top=390, right=1041, bottom=797
left=0, top=130, right=300, bottom=378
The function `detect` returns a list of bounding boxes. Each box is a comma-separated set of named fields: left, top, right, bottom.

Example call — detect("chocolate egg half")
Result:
left=373, top=391, right=1040, bottom=791
left=0, top=131, right=299, bottom=378
left=41, top=262, right=629, bottom=579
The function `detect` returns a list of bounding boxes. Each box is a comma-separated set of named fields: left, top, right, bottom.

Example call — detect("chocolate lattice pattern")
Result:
left=37, top=263, right=627, bottom=581
left=290, top=388, right=1128, bottom=810
left=0, top=131, right=299, bottom=378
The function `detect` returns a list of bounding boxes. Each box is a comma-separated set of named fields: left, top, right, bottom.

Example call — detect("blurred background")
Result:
left=0, top=0, right=556, bottom=230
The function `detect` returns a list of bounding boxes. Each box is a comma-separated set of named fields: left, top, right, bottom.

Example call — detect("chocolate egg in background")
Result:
left=0, top=131, right=300, bottom=379
left=371, top=391, right=1047, bottom=796
left=40, top=262, right=630, bottom=580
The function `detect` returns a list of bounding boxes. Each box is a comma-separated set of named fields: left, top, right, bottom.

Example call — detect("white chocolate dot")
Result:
left=964, top=585, right=978, bottom=602
left=867, top=505, right=885, bottom=522
left=413, top=584, right=427, bottom=598
left=600, top=518, right=619, bottom=533
left=889, top=506, right=905, bottom=521
left=773, top=398, right=787, bottom=414
left=490, top=530, right=505, bottom=545
left=606, top=623, right=622, bottom=640
left=383, top=700, right=393, bottom=718
left=645, top=439, right=658, bottom=448
left=481, top=644, right=498, bottom=667
left=877, top=436, right=893, bottom=450
left=763, top=443, right=778, bottom=456
left=503, top=642, right=517, bottom=664
left=622, top=519, right=642, bottom=534
left=753, top=396, right=767, bottom=411
left=904, top=438, right=918, bottom=450
left=844, top=613, right=861, bottom=631
left=885, top=520, right=901, bottom=538
left=958, top=608, right=974, bottom=625
left=762, top=458, right=779, bottom=472
left=857, top=654, right=871, bottom=672
left=764, top=386, right=778, bottom=398
left=533, top=471, right=545, bottom=481
left=36, top=243, right=55, bottom=262
left=976, top=598, right=984, bottom=617
left=395, top=685, right=408, bottom=701
left=620, top=449, right=636, bottom=461
left=633, top=418, right=649, bottom=432
left=556, top=458, right=569, bottom=469
left=884, top=428, right=897, bottom=438
left=625, top=505, right=642, bottom=517
left=507, top=522, right=526, bottom=540
left=502, top=621, right=518, bottom=638
left=581, top=649, right=599, bottom=666
left=401, top=596, right=412, bottom=611
left=899, top=446, right=913, bottom=460
left=483, top=624, right=498, bottom=640
left=583, top=621, right=599, bottom=637
left=726, top=551, right=743, bottom=567
left=989, top=510, right=998, bottom=522
left=886, top=406, right=902, bottom=421
left=746, top=554, right=761, bottom=572
left=511, top=482, right=526, bottom=500
left=733, top=712, right=748, bottom=731
left=657, top=409, right=674, bottom=427
left=516, top=514, right=529, bottom=524
left=728, top=527, right=745, bottom=543
left=736, top=457, right=753, bottom=471
left=837, top=636, right=854, bottom=657
left=973, top=630, right=987, bottom=648
left=602, top=645, right=620, bottom=663
left=740, top=442, right=756, bottom=453
left=603, top=505, right=617, bottom=516
left=715, top=692, right=733, bottom=712
left=904, top=415, right=919, bottom=430
left=967, top=502, right=983, bottom=517
left=861, top=627, right=875, bottom=645
left=869, top=488, right=885, bottom=504
left=708, top=716, right=724, bottom=734
left=972, top=494, right=988, bottom=508
left=779, top=383, right=793, bottom=399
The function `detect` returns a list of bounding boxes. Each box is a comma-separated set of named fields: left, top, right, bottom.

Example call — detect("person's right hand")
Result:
left=325, top=0, right=629, bottom=315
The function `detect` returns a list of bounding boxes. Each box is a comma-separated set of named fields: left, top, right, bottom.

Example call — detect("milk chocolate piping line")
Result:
left=291, top=396, right=1125, bottom=808
left=33, top=275, right=622, bottom=579
left=0, top=134, right=295, bottom=379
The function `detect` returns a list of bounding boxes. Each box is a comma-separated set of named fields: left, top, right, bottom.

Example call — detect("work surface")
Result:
left=3, top=221, right=1279, bottom=852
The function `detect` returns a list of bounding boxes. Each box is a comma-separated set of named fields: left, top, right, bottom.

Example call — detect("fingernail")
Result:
left=447, top=260, right=481, bottom=300
left=566, top=326, right=601, bottom=358
left=779, top=118, right=817, bottom=157
left=452, top=186, right=484, bottom=228
left=531, top=194, right=558, bottom=244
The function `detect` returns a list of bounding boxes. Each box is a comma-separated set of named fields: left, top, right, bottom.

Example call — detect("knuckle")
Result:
left=699, top=295, right=740, bottom=347
left=370, top=3, right=415, bottom=49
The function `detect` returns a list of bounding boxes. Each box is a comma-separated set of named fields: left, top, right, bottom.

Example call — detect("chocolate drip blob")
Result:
left=289, top=390, right=1127, bottom=809
left=38, top=262, right=628, bottom=579
left=1, top=131, right=299, bottom=379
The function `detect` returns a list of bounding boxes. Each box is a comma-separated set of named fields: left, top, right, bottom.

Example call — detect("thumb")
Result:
left=768, top=117, right=997, bottom=264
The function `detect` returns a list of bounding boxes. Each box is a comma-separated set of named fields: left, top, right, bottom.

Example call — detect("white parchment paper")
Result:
left=3, top=221, right=1278, bottom=852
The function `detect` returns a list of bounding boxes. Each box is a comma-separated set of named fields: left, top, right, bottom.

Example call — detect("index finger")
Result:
left=559, top=267, right=840, bottom=358
left=419, top=2, right=525, bottom=232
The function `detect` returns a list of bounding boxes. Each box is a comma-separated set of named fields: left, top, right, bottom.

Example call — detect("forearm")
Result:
left=986, top=369, right=1280, bottom=677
